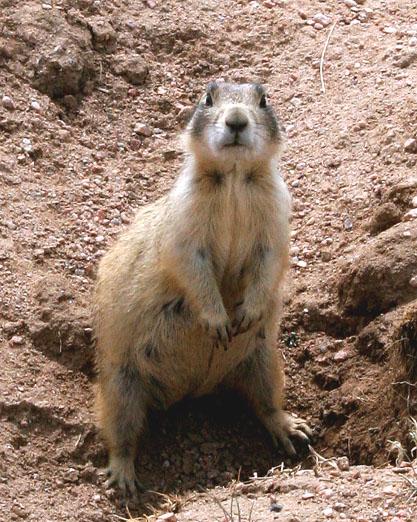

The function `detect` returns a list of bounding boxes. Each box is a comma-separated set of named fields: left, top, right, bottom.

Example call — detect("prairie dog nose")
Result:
left=225, top=110, right=249, bottom=133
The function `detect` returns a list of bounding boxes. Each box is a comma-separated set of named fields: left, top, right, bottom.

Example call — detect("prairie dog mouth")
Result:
left=222, top=135, right=249, bottom=148
left=223, top=141, right=245, bottom=148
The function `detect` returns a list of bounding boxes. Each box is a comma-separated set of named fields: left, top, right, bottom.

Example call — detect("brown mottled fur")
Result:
left=93, top=82, right=311, bottom=495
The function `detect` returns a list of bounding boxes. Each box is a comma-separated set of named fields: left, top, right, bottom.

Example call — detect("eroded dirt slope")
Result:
left=1, top=0, right=417, bottom=520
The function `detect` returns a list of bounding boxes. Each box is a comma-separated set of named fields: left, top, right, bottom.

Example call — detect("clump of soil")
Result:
left=28, top=274, right=93, bottom=375
left=366, top=201, right=402, bottom=235
left=337, top=222, right=417, bottom=317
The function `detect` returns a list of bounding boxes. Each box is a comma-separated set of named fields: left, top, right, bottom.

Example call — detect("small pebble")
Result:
left=383, top=485, right=395, bottom=495
left=134, top=122, right=152, bottom=136
left=10, top=335, right=24, bottom=345
left=2, top=95, right=15, bottom=110
left=337, top=457, right=350, bottom=471
left=321, top=488, right=334, bottom=499
left=21, top=137, right=33, bottom=153
left=302, top=491, right=315, bottom=500
left=334, top=502, right=347, bottom=512
left=333, top=349, right=351, bottom=362
left=313, top=13, right=332, bottom=27
left=404, top=138, right=417, bottom=153
left=343, top=216, right=353, bottom=230
left=11, top=505, right=29, bottom=518
left=31, top=100, right=41, bottom=111
left=409, top=275, right=417, bottom=288
left=270, top=503, right=283, bottom=513
left=404, top=208, right=417, bottom=220
left=323, top=506, right=334, bottom=518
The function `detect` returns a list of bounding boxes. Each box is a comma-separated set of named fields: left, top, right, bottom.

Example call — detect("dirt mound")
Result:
left=4, top=2, right=96, bottom=102
left=338, top=221, right=417, bottom=317
left=28, top=274, right=93, bottom=375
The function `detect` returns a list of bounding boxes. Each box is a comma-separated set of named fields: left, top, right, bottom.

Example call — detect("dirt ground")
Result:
left=1, top=0, right=417, bottom=520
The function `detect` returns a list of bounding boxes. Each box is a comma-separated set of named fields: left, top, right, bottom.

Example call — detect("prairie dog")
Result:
left=94, top=82, right=312, bottom=495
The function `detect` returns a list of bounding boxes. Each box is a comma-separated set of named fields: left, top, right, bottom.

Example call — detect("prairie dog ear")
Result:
left=206, top=81, right=219, bottom=94
left=253, top=83, right=266, bottom=97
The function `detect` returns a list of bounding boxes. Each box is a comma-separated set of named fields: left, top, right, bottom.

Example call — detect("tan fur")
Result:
left=93, top=82, right=311, bottom=495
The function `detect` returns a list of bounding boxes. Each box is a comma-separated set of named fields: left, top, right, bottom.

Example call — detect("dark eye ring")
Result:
left=205, top=93, right=213, bottom=107
left=259, top=94, right=267, bottom=108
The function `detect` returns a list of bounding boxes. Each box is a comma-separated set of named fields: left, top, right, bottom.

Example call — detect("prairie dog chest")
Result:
left=209, top=173, right=278, bottom=270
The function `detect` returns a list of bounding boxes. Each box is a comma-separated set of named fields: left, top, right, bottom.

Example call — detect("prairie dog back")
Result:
left=94, top=82, right=311, bottom=496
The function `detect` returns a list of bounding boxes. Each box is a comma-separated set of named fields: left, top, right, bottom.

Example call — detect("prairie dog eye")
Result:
left=259, top=94, right=267, bottom=108
left=205, top=93, right=213, bottom=107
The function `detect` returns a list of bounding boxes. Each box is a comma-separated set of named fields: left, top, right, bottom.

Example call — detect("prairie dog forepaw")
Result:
left=105, top=455, right=144, bottom=498
left=201, top=311, right=233, bottom=349
left=266, top=411, right=312, bottom=457
left=232, top=303, right=263, bottom=336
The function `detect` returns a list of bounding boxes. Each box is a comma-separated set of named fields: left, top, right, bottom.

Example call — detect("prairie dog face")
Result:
left=185, top=82, right=285, bottom=168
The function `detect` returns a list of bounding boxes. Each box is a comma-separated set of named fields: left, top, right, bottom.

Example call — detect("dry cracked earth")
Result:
left=1, top=0, right=417, bottom=521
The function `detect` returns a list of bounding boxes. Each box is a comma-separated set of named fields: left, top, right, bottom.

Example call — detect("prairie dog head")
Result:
left=184, top=82, right=285, bottom=169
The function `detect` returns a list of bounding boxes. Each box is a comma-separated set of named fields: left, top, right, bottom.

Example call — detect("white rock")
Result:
left=302, top=491, right=315, bottom=500
left=323, top=507, right=334, bottom=518
left=412, top=195, right=417, bottom=207
left=297, top=260, right=308, bottom=268
left=383, top=485, right=395, bottom=495
left=404, top=138, right=417, bottom=153
left=21, top=137, right=33, bottom=153
left=290, top=97, right=302, bottom=108
left=383, top=26, right=397, bottom=34
left=404, top=208, right=417, bottom=220
left=322, top=488, right=334, bottom=498
left=343, top=0, right=357, bottom=7
left=409, top=275, right=417, bottom=288
left=31, top=100, right=41, bottom=111
left=313, top=13, right=332, bottom=27
left=134, top=122, right=152, bottom=136
left=334, top=502, right=347, bottom=512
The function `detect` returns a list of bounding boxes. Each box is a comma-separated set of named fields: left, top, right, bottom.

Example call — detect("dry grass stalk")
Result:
left=320, top=21, right=337, bottom=94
